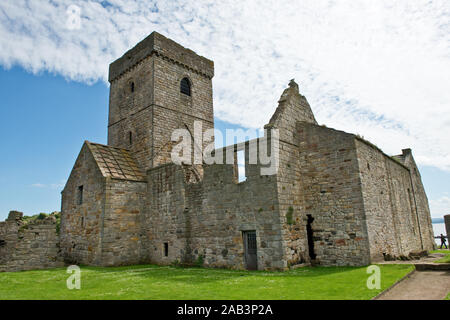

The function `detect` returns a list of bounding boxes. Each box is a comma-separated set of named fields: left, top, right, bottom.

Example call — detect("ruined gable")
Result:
left=268, top=80, right=317, bottom=145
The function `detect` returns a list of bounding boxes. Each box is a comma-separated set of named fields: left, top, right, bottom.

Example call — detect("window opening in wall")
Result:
left=129, top=131, right=133, bottom=145
left=130, top=82, right=135, bottom=93
left=77, top=186, right=83, bottom=205
left=164, top=242, right=169, bottom=257
left=237, top=150, right=246, bottom=182
left=306, top=214, right=316, bottom=260
left=180, top=78, right=191, bottom=96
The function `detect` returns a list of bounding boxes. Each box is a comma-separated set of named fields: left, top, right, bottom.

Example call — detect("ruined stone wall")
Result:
left=445, top=215, right=450, bottom=241
left=0, top=212, right=63, bottom=272
left=266, top=81, right=319, bottom=267
left=60, top=144, right=105, bottom=265
left=385, top=156, right=423, bottom=255
left=402, top=150, right=435, bottom=251
left=296, top=123, right=371, bottom=266
left=199, top=149, right=283, bottom=270
left=276, top=136, right=309, bottom=267
left=355, top=139, right=422, bottom=261
left=144, top=151, right=284, bottom=270
left=100, top=178, right=147, bottom=266
left=142, top=164, right=189, bottom=266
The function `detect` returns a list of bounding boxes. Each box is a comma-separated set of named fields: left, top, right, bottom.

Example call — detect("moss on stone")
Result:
left=286, top=207, right=294, bottom=225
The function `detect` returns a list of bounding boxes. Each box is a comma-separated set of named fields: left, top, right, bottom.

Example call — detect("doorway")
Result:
left=306, top=215, right=316, bottom=260
left=243, top=231, right=257, bottom=270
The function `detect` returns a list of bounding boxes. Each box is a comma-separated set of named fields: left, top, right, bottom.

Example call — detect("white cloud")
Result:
left=1, top=0, right=450, bottom=170
left=31, top=183, right=45, bottom=188
left=31, top=181, right=64, bottom=189
left=429, top=196, right=450, bottom=219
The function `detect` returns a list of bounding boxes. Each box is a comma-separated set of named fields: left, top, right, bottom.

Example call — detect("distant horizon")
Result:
left=432, top=217, right=448, bottom=224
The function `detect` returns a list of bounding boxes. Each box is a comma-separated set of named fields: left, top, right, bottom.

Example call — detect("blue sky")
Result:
left=0, top=1, right=449, bottom=220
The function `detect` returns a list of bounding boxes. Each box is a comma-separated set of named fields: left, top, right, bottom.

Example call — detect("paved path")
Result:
left=377, top=252, right=446, bottom=265
left=375, top=270, right=450, bottom=300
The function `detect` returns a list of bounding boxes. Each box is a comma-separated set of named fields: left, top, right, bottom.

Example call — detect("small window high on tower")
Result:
left=180, top=78, right=191, bottom=96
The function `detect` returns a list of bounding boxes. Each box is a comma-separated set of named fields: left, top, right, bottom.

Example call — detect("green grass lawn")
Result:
left=0, top=264, right=413, bottom=300
left=430, top=249, right=450, bottom=263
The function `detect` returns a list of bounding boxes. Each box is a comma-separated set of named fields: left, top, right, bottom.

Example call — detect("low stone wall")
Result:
left=0, top=211, right=63, bottom=272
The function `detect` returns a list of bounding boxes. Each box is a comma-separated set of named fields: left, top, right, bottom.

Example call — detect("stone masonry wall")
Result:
left=108, top=55, right=154, bottom=171
left=445, top=215, right=450, bottom=241
left=151, top=57, right=214, bottom=169
left=401, top=150, right=435, bottom=251
left=108, top=32, right=214, bottom=172
left=355, top=139, right=422, bottom=261
left=267, top=82, right=319, bottom=266
left=296, top=123, right=371, bottom=266
left=100, top=178, right=147, bottom=266
left=0, top=211, right=63, bottom=272
left=60, top=144, right=105, bottom=265
left=144, top=146, right=285, bottom=270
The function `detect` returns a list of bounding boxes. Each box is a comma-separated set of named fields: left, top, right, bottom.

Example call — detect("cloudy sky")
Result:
left=0, top=0, right=449, bottom=219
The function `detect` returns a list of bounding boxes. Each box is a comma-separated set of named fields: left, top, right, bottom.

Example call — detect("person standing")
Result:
left=438, top=234, right=448, bottom=249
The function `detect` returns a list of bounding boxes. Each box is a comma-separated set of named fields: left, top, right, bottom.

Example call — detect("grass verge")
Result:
left=430, top=249, right=450, bottom=263
left=0, top=264, right=413, bottom=300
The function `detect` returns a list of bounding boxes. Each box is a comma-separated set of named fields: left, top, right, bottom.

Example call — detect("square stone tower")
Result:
left=107, top=32, right=215, bottom=171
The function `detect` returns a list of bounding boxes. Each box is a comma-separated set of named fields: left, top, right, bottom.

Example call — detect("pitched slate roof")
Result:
left=86, top=141, right=146, bottom=182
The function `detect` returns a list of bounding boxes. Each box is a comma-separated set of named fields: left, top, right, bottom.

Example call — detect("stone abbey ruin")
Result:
left=0, top=32, right=435, bottom=272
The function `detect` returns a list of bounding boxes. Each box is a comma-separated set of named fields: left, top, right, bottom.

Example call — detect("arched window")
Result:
left=180, top=78, right=191, bottom=96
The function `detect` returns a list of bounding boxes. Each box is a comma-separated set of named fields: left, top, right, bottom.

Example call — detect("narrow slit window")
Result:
left=77, top=185, right=83, bottom=205
left=130, top=82, right=135, bottom=93
left=128, top=131, right=132, bottom=145
left=180, top=78, right=191, bottom=96
left=164, top=243, right=169, bottom=257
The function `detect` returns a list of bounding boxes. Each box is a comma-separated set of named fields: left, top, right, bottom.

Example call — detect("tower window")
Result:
left=77, top=185, right=83, bottom=205
left=128, top=131, right=132, bottom=145
left=180, top=78, right=191, bottom=96
left=130, top=82, right=135, bottom=93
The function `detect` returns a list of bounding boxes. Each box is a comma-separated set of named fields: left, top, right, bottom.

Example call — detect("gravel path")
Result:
left=375, top=270, right=450, bottom=300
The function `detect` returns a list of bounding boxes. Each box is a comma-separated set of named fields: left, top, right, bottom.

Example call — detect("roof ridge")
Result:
left=86, top=140, right=131, bottom=152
